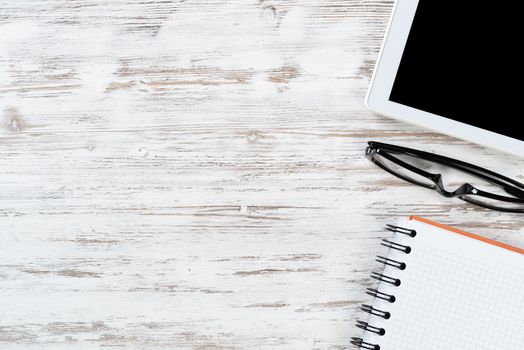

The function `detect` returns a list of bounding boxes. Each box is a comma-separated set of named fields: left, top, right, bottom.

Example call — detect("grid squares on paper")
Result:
left=374, top=242, right=524, bottom=350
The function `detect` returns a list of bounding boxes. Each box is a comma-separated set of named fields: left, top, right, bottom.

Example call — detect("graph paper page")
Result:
left=363, top=217, right=524, bottom=350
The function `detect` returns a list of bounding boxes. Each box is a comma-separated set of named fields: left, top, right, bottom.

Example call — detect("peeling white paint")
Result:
left=0, top=0, right=522, bottom=349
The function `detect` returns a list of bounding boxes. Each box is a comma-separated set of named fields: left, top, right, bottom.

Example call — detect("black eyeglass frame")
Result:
left=365, top=141, right=524, bottom=213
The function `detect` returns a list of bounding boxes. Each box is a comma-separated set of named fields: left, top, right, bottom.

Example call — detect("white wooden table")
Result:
left=1, top=1, right=522, bottom=349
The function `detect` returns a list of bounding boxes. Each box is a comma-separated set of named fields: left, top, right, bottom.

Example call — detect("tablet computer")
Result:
left=366, top=0, right=524, bottom=158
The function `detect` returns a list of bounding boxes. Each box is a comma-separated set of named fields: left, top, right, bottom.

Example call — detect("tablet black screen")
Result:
left=389, top=1, right=522, bottom=141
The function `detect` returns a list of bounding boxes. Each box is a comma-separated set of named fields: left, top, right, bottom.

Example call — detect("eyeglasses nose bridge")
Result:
left=430, top=173, right=443, bottom=187
left=431, top=173, right=454, bottom=197
left=454, top=183, right=476, bottom=195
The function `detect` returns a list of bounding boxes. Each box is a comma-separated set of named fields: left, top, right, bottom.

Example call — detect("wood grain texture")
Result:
left=0, top=1, right=522, bottom=349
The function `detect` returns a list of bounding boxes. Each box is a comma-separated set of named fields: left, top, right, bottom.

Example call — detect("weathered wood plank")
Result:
left=1, top=0, right=522, bottom=349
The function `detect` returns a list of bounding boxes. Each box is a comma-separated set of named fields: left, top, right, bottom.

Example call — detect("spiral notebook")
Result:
left=352, top=216, right=524, bottom=350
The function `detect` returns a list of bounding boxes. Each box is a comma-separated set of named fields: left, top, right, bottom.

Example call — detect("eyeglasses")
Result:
left=365, top=141, right=524, bottom=213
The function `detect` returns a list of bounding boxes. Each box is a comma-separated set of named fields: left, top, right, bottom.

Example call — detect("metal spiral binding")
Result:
left=371, top=272, right=401, bottom=286
left=351, top=225, right=417, bottom=349
left=366, top=288, right=396, bottom=303
left=381, top=239, right=412, bottom=253
left=356, top=321, right=385, bottom=336
left=376, top=256, right=406, bottom=270
left=350, top=337, right=380, bottom=350
left=386, top=224, right=417, bottom=237
left=360, top=304, right=390, bottom=319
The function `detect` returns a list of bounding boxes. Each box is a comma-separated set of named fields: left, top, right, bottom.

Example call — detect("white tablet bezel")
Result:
left=366, top=0, right=524, bottom=158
